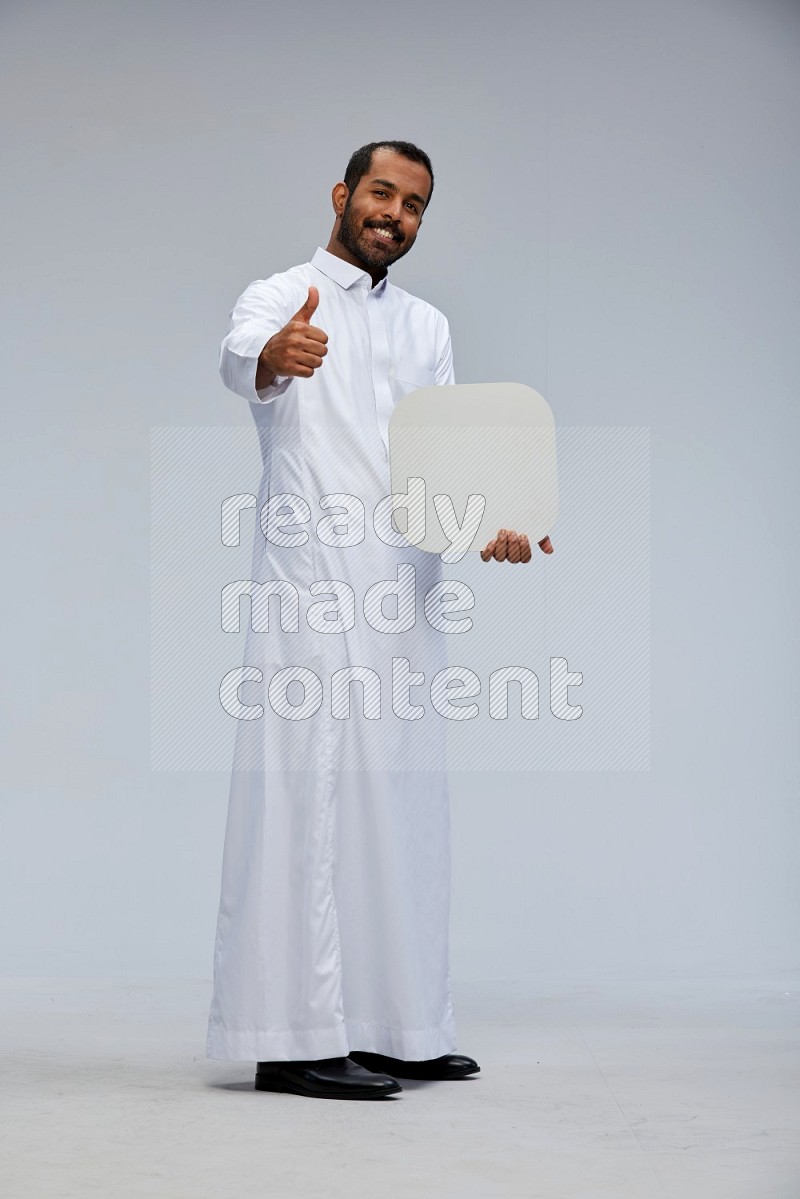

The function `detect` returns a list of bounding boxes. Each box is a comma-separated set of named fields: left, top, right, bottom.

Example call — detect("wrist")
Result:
left=256, top=342, right=278, bottom=390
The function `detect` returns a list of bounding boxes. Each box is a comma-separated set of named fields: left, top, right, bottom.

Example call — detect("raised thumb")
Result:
left=293, top=285, right=319, bottom=324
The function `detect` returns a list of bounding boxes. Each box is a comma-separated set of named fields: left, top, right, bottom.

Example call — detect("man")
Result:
left=207, top=141, right=553, bottom=1101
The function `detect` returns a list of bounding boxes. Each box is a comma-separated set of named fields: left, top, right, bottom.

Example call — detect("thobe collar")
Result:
left=311, top=246, right=389, bottom=294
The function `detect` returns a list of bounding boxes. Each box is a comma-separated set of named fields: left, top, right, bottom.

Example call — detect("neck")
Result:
left=324, top=238, right=386, bottom=288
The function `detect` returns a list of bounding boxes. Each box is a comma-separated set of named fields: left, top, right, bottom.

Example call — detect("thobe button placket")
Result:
left=365, top=283, right=392, bottom=460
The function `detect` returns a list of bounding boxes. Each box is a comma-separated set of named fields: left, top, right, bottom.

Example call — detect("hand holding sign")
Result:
left=480, top=529, right=553, bottom=561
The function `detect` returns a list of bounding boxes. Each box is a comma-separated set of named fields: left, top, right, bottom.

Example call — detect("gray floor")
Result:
left=1, top=975, right=798, bottom=1198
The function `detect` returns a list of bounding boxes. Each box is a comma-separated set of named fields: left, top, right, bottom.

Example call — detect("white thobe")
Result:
left=206, top=246, right=459, bottom=1061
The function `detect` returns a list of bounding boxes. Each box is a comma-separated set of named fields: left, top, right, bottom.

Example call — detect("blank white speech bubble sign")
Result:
left=388, top=382, right=559, bottom=555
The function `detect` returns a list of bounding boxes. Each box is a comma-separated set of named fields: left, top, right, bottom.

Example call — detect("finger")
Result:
left=302, top=325, right=328, bottom=344
left=480, top=540, right=496, bottom=561
left=495, top=528, right=508, bottom=562
left=294, top=351, right=325, bottom=372
left=291, top=285, right=319, bottom=324
left=538, top=535, right=553, bottom=554
left=519, top=534, right=532, bottom=563
left=507, top=530, right=521, bottom=563
left=297, top=330, right=327, bottom=354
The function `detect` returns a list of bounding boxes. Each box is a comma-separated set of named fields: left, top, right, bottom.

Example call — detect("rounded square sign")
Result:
left=388, top=382, right=559, bottom=555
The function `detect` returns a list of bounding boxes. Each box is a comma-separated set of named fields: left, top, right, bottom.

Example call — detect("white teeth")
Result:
left=372, top=228, right=394, bottom=240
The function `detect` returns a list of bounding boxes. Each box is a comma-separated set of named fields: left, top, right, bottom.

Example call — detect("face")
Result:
left=334, top=147, right=431, bottom=270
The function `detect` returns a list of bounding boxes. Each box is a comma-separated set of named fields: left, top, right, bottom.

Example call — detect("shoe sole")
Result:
left=393, top=1068, right=479, bottom=1080
left=255, top=1074, right=402, bottom=1100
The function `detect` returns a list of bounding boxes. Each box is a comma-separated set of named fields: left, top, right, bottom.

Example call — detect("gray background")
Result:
left=2, top=0, right=797, bottom=983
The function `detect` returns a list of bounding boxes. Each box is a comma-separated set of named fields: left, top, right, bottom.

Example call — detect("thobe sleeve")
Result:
left=434, top=312, right=456, bottom=386
left=219, top=278, right=297, bottom=405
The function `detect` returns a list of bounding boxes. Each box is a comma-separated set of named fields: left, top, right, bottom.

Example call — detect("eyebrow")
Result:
left=369, top=178, right=427, bottom=209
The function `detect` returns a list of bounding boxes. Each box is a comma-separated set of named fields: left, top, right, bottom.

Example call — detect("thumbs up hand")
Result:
left=258, top=285, right=328, bottom=380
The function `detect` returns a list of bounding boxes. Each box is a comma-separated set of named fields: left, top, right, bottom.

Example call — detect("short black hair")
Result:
left=343, top=141, right=434, bottom=212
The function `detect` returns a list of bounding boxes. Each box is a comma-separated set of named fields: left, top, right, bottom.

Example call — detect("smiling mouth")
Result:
left=368, top=226, right=399, bottom=244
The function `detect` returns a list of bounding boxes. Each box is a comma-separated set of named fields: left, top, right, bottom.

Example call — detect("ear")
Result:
left=332, top=181, right=348, bottom=216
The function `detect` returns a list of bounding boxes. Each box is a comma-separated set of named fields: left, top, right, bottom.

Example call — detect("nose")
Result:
left=383, top=200, right=404, bottom=226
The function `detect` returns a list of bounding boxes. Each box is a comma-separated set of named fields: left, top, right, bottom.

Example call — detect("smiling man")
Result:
left=206, top=140, right=551, bottom=1101
left=326, top=147, right=428, bottom=273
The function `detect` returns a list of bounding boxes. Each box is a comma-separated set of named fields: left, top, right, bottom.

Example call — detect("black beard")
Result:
left=336, top=197, right=409, bottom=270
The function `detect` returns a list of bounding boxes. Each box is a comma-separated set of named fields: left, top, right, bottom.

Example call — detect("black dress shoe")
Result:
left=255, top=1056, right=401, bottom=1100
left=348, top=1051, right=480, bottom=1080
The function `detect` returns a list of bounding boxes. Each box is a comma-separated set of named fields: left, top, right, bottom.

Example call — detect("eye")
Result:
left=374, top=189, right=418, bottom=214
